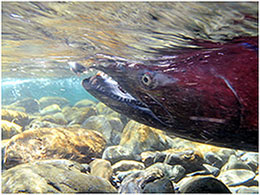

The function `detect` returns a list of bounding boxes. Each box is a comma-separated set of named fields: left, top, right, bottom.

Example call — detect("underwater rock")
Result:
left=1, top=159, right=117, bottom=193
left=204, top=151, right=224, bottom=168
left=29, top=114, right=68, bottom=128
left=229, top=186, right=259, bottom=194
left=4, top=127, right=106, bottom=169
left=163, top=149, right=205, bottom=174
left=2, top=105, right=26, bottom=113
left=2, top=109, right=30, bottom=128
left=118, top=165, right=174, bottom=193
left=202, top=164, right=220, bottom=177
left=89, top=159, right=113, bottom=181
left=26, top=120, right=61, bottom=130
left=1, top=120, right=22, bottom=139
left=40, top=104, right=61, bottom=116
left=74, top=99, right=96, bottom=108
left=39, top=96, right=70, bottom=109
left=95, top=102, right=114, bottom=115
left=82, top=115, right=113, bottom=143
left=62, top=106, right=97, bottom=125
left=112, top=160, right=145, bottom=173
left=119, top=120, right=173, bottom=154
left=146, top=162, right=186, bottom=183
left=218, top=169, right=256, bottom=187
left=7, top=97, right=39, bottom=114
left=141, top=151, right=161, bottom=167
left=240, top=152, right=259, bottom=172
left=142, top=177, right=175, bottom=193
left=1, top=139, right=10, bottom=170
left=102, top=145, right=141, bottom=164
left=221, top=155, right=253, bottom=172
left=178, top=176, right=231, bottom=193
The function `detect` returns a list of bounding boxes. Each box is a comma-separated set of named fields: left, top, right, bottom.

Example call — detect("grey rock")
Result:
left=119, top=166, right=169, bottom=193
left=112, top=160, right=145, bottom=173
left=140, top=151, right=161, bottom=167
left=229, top=186, right=259, bottom=194
left=221, top=155, right=252, bottom=172
left=204, top=151, right=224, bottom=168
left=240, top=152, right=259, bottom=172
left=218, top=169, right=256, bottom=187
left=178, top=176, right=231, bottom=193
left=203, top=164, right=220, bottom=177
left=164, top=149, right=205, bottom=173
left=148, top=163, right=186, bottom=183
left=102, top=145, right=141, bottom=164
left=82, top=115, right=113, bottom=143
left=1, top=159, right=117, bottom=193
left=143, top=177, right=174, bottom=193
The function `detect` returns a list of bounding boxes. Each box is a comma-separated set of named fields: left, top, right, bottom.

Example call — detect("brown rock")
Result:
left=1, top=120, right=22, bottom=139
left=120, top=120, right=173, bottom=154
left=4, top=127, right=106, bottom=169
left=1, top=109, right=30, bottom=128
left=89, top=159, right=113, bottom=180
left=2, top=159, right=117, bottom=193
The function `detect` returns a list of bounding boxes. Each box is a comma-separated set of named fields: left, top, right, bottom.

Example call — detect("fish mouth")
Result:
left=82, top=69, right=173, bottom=128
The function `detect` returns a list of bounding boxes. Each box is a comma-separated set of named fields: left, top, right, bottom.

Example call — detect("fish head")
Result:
left=88, top=56, right=183, bottom=127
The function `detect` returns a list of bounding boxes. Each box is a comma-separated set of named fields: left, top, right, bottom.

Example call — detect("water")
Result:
left=1, top=77, right=97, bottom=106
left=1, top=2, right=258, bottom=193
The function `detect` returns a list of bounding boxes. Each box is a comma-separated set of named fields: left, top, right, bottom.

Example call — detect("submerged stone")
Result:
left=40, top=104, right=61, bottom=116
left=74, top=99, right=96, bottom=108
left=120, top=120, right=173, bottom=154
left=1, top=120, right=22, bottom=139
left=1, top=109, right=30, bottom=128
left=4, top=127, right=106, bottom=169
left=39, top=96, right=70, bottom=109
left=218, top=169, right=256, bottom=187
left=2, top=159, right=117, bottom=193
left=102, top=145, right=141, bottom=164
left=6, top=97, right=40, bottom=114
left=89, top=159, right=113, bottom=181
left=178, top=176, right=231, bottom=193
left=112, top=160, right=145, bottom=173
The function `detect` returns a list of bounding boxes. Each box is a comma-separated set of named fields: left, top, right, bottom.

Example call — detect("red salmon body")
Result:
left=87, top=36, right=258, bottom=151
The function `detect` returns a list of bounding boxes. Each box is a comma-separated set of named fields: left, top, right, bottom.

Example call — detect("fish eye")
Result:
left=141, top=73, right=152, bottom=86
